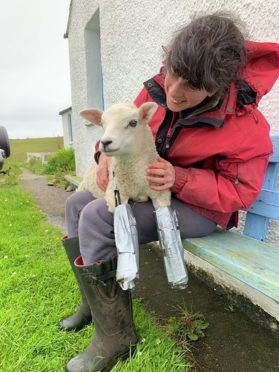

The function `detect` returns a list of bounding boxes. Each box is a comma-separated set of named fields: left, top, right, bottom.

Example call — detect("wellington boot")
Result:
left=66, top=256, right=138, bottom=372
left=60, top=237, right=92, bottom=331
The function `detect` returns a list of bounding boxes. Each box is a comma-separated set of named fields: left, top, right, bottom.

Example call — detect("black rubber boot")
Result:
left=66, top=256, right=138, bottom=372
left=60, top=237, right=92, bottom=331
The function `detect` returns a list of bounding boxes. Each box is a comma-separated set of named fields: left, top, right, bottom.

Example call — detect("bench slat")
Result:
left=269, top=136, right=279, bottom=162
left=247, top=190, right=279, bottom=219
left=243, top=214, right=269, bottom=241
left=263, top=163, right=279, bottom=190
left=183, top=229, right=279, bottom=302
left=64, top=174, right=82, bottom=188
left=243, top=136, right=279, bottom=240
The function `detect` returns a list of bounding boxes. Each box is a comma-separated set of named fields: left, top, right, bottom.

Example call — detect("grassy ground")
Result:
left=8, top=137, right=63, bottom=164
left=0, top=178, right=192, bottom=371
left=4, top=137, right=74, bottom=189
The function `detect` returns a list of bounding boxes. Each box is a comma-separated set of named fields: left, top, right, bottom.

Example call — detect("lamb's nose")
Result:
left=101, top=140, right=112, bottom=149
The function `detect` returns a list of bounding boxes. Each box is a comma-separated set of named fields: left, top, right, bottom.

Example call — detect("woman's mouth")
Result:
left=170, top=98, right=185, bottom=105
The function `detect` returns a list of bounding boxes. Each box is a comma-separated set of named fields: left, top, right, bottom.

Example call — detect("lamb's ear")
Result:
left=80, top=108, right=103, bottom=125
left=138, top=102, right=158, bottom=124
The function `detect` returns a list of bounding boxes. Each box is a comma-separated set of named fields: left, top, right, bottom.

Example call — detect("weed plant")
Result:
left=0, top=181, right=192, bottom=371
left=24, top=147, right=76, bottom=188
left=43, top=148, right=75, bottom=175
left=168, top=306, right=209, bottom=346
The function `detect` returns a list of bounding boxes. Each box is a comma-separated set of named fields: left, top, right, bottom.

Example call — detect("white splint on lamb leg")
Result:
left=155, top=206, right=188, bottom=289
left=114, top=204, right=139, bottom=290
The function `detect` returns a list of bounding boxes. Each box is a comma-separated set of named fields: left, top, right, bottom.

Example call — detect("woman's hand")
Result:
left=96, top=155, right=110, bottom=191
left=146, top=156, right=175, bottom=190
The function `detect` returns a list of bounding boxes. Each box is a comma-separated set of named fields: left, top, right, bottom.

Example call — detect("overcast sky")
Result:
left=0, top=0, right=71, bottom=139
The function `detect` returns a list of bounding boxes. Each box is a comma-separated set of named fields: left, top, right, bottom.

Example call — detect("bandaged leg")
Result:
left=114, top=204, right=139, bottom=290
left=154, top=206, right=188, bottom=289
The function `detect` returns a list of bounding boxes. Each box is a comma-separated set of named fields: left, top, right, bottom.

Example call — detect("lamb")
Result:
left=79, top=102, right=188, bottom=290
left=78, top=102, right=171, bottom=212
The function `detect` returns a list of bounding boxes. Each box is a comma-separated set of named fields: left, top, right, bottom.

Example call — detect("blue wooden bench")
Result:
left=65, top=136, right=279, bottom=325
left=65, top=174, right=82, bottom=188
left=183, top=136, right=279, bottom=325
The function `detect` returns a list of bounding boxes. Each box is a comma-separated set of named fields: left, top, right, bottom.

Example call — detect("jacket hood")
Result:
left=240, top=40, right=279, bottom=105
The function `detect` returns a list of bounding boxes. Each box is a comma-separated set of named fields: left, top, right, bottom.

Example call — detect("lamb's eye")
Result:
left=128, top=120, right=137, bottom=128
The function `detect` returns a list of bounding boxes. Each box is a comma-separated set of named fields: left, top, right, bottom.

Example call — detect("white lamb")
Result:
left=79, top=102, right=188, bottom=290
left=78, top=102, right=170, bottom=212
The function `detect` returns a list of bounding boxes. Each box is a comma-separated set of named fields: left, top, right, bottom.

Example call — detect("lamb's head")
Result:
left=80, top=102, right=157, bottom=156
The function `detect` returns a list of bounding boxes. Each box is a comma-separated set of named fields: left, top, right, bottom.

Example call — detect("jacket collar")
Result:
left=144, top=73, right=239, bottom=128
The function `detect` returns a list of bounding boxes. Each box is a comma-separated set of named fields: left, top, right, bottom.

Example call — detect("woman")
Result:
left=61, top=13, right=278, bottom=372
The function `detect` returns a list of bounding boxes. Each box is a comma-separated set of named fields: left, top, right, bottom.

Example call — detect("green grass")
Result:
left=0, top=181, right=192, bottom=371
left=8, top=137, right=63, bottom=164
left=3, top=137, right=74, bottom=189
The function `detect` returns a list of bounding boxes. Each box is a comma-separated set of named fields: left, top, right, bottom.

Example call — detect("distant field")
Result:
left=7, top=137, right=64, bottom=163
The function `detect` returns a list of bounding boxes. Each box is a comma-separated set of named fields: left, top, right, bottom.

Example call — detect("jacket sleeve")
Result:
left=134, top=87, right=151, bottom=107
left=171, top=155, right=269, bottom=213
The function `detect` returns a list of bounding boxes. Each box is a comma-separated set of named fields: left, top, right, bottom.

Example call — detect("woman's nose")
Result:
left=169, top=78, right=184, bottom=97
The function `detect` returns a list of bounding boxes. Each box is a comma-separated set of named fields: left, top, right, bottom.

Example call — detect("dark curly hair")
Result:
left=164, top=13, right=247, bottom=93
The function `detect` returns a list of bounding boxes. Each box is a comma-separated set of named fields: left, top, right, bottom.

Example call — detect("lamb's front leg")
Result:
left=151, top=190, right=171, bottom=209
left=151, top=197, right=188, bottom=289
left=112, top=192, right=139, bottom=290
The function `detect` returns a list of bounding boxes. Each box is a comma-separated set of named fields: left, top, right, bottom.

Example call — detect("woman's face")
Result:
left=164, top=70, right=214, bottom=112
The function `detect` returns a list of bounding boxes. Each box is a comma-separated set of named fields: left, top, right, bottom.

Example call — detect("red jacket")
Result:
left=134, top=41, right=279, bottom=229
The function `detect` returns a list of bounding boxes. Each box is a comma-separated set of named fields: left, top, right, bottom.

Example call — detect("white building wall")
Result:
left=61, top=114, right=70, bottom=148
left=67, top=0, right=279, bottom=176
left=61, top=110, right=73, bottom=148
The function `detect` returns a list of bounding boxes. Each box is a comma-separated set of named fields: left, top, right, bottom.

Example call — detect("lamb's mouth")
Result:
left=102, top=148, right=120, bottom=153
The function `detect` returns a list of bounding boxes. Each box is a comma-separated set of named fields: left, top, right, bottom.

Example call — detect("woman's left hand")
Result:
left=146, top=156, right=175, bottom=190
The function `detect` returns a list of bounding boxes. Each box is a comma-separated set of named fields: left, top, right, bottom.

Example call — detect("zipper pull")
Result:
left=165, top=135, right=170, bottom=149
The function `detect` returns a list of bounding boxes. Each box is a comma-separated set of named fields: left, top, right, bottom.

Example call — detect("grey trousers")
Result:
left=65, top=190, right=216, bottom=265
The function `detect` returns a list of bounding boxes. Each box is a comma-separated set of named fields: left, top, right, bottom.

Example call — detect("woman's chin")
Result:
left=166, top=98, right=190, bottom=112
